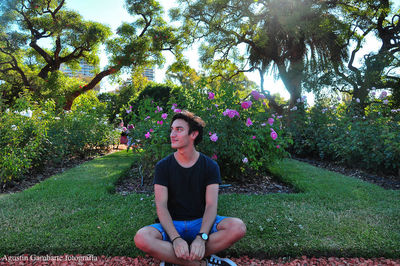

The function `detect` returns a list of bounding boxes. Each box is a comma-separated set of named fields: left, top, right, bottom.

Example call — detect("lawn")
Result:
left=0, top=151, right=399, bottom=259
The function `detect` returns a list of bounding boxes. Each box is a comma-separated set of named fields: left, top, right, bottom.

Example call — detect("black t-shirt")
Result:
left=153, top=152, right=221, bottom=220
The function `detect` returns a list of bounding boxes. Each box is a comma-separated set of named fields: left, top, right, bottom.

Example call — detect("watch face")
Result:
left=201, top=233, right=208, bottom=240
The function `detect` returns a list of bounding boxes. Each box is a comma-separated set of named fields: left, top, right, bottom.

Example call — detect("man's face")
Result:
left=170, top=119, right=197, bottom=149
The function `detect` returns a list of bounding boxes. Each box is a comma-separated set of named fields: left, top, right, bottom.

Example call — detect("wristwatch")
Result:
left=197, top=232, right=209, bottom=241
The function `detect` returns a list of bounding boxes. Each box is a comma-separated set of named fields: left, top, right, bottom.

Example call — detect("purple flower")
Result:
left=161, top=113, right=168, bottom=120
left=246, top=118, right=253, bottom=127
left=174, top=109, right=182, bottom=113
left=212, top=154, right=218, bottom=160
left=171, top=104, right=177, bottom=110
left=157, top=120, right=164, bottom=125
left=210, top=133, right=218, bottom=142
left=127, top=124, right=134, bottom=129
left=223, top=109, right=240, bottom=118
left=252, top=136, right=256, bottom=139
left=241, top=101, right=252, bottom=109
left=208, top=92, right=215, bottom=100
left=268, top=118, right=274, bottom=126
left=261, top=123, right=266, bottom=127
left=242, top=157, right=248, bottom=163
left=380, top=91, right=388, bottom=99
left=145, top=132, right=151, bottom=139
left=126, top=109, right=131, bottom=114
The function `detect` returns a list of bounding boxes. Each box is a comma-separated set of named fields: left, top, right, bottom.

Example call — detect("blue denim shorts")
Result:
left=149, top=215, right=227, bottom=243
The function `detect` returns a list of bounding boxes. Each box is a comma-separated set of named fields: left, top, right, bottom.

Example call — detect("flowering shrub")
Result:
left=125, top=81, right=289, bottom=181
left=286, top=92, right=400, bottom=175
left=0, top=92, right=120, bottom=185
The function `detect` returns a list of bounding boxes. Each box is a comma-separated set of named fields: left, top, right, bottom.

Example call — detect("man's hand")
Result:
left=172, top=238, right=190, bottom=260
left=189, top=236, right=206, bottom=261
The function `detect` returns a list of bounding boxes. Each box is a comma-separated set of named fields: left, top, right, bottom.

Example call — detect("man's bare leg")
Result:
left=134, top=227, right=205, bottom=266
left=204, top=217, right=247, bottom=257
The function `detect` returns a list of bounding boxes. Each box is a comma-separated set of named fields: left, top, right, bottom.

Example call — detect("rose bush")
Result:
left=286, top=92, right=400, bottom=175
left=124, top=81, right=289, bottom=182
left=0, top=92, right=120, bottom=185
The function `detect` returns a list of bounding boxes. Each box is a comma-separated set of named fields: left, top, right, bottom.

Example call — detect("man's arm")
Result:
left=154, top=184, right=190, bottom=260
left=189, top=183, right=219, bottom=261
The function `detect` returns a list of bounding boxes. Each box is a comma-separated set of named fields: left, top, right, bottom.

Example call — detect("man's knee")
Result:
left=219, top=218, right=246, bottom=241
left=134, top=227, right=157, bottom=253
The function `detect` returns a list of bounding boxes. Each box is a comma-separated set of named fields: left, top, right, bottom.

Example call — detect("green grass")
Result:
left=0, top=152, right=399, bottom=259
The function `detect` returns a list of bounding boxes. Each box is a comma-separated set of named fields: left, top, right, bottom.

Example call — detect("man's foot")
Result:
left=206, top=255, right=237, bottom=266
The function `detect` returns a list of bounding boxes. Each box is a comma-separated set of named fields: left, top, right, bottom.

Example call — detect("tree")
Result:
left=0, top=0, right=180, bottom=109
left=331, top=0, right=400, bottom=110
left=172, top=0, right=347, bottom=112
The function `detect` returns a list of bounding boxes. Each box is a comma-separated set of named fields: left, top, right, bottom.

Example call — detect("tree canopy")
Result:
left=0, top=0, right=180, bottom=109
left=171, top=0, right=348, bottom=111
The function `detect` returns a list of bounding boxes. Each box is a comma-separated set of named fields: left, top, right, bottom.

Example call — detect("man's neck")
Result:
left=174, top=146, right=199, bottom=167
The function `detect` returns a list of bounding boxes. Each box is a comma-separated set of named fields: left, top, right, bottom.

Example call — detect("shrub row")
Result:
left=0, top=92, right=120, bottom=185
left=286, top=94, right=400, bottom=175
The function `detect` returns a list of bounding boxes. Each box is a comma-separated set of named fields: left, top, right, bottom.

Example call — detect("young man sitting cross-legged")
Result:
left=134, top=110, right=246, bottom=266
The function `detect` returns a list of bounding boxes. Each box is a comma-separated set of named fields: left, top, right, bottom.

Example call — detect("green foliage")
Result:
left=286, top=93, right=400, bottom=175
left=0, top=92, right=120, bottom=185
left=125, top=81, right=289, bottom=182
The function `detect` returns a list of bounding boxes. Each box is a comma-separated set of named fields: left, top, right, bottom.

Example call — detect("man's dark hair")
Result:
left=171, top=110, right=205, bottom=145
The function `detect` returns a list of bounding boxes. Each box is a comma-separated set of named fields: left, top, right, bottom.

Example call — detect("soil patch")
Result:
left=293, top=156, right=400, bottom=190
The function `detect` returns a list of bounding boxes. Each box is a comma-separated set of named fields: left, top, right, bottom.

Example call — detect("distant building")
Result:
left=143, top=68, right=155, bottom=81
left=60, top=59, right=95, bottom=78
left=60, top=60, right=100, bottom=91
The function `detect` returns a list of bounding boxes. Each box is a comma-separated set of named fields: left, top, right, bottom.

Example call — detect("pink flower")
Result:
left=209, top=132, right=212, bottom=136
left=210, top=133, right=218, bottom=142
left=271, top=131, right=278, bottom=140
left=145, top=132, right=151, bottom=139
left=241, top=101, right=252, bottom=109
left=155, top=106, right=163, bottom=113
left=246, top=118, right=253, bottom=127
left=212, top=154, right=218, bottom=160
left=127, top=124, right=134, bottom=129
left=252, top=136, right=256, bottom=139
left=122, top=127, right=127, bottom=132
left=276, top=145, right=280, bottom=149
left=171, top=103, right=178, bottom=110
left=268, top=118, right=274, bottom=126
left=261, top=123, right=266, bottom=127
left=150, top=129, right=154, bottom=132
left=223, top=109, right=240, bottom=118
left=242, top=157, right=248, bottom=163
left=161, top=113, right=168, bottom=120
left=174, top=109, right=182, bottom=113
left=208, top=92, right=215, bottom=100
left=157, top=120, right=163, bottom=125
left=144, top=116, right=150, bottom=120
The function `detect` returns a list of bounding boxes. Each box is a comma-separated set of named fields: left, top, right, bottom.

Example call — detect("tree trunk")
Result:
left=63, top=67, right=118, bottom=110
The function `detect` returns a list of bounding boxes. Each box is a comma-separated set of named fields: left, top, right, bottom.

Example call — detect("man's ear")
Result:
left=190, top=130, right=199, bottom=140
